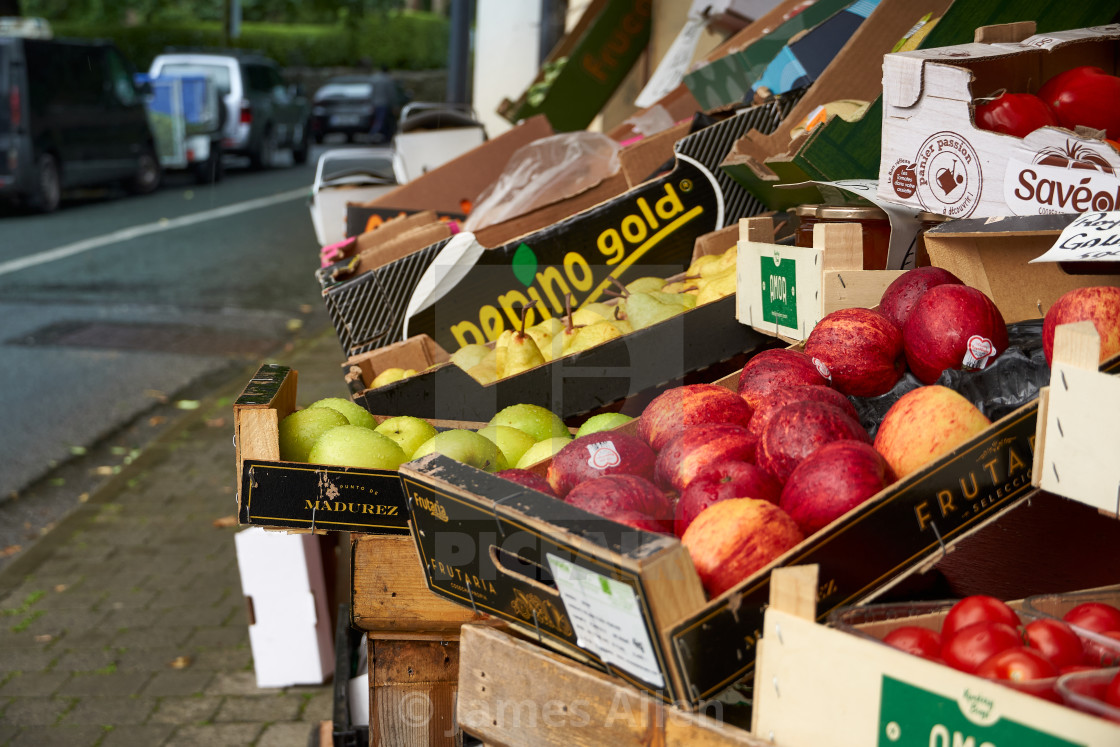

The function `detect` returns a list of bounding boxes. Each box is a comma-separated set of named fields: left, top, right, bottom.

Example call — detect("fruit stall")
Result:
left=228, top=2, right=1120, bottom=745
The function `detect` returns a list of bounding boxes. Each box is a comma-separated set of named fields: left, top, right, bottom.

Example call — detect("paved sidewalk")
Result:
left=0, top=328, right=352, bottom=747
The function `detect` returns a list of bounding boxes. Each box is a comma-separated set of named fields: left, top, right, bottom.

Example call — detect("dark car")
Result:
left=0, top=32, right=161, bottom=212
left=310, top=75, right=380, bottom=143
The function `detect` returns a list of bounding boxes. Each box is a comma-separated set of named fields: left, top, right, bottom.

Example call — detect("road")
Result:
left=0, top=146, right=393, bottom=555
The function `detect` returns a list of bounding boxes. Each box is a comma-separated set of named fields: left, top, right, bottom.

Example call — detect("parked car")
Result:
left=310, top=75, right=378, bottom=143
left=0, top=28, right=161, bottom=212
left=148, top=49, right=311, bottom=169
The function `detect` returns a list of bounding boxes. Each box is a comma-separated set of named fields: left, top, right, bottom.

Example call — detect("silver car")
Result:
left=148, top=50, right=311, bottom=169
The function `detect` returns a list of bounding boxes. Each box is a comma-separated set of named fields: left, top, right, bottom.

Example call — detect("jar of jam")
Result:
left=914, top=211, right=951, bottom=267
left=813, top=205, right=892, bottom=270
left=792, top=204, right=820, bottom=249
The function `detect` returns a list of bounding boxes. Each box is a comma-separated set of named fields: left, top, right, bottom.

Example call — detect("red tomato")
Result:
left=1059, top=664, right=1099, bottom=675
left=1038, top=66, right=1120, bottom=140
left=1106, top=669, right=1120, bottom=708
left=942, top=596, right=1021, bottom=639
left=976, top=646, right=1058, bottom=682
left=883, top=626, right=943, bottom=659
left=974, top=92, right=1058, bottom=138
left=1064, top=602, right=1120, bottom=635
left=1024, top=618, right=1084, bottom=669
left=942, top=622, right=1022, bottom=674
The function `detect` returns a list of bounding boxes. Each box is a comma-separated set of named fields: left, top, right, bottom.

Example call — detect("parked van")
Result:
left=0, top=29, right=161, bottom=212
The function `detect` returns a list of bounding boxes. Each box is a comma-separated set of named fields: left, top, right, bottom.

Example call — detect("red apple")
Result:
left=736, top=348, right=828, bottom=410
left=878, top=266, right=963, bottom=330
left=653, top=423, right=755, bottom=493
left=547, top=432, right=656, bottom=498
left=873, top=385, right=991, bottom=478
left=564, top=475, right=673, bottom=528
left=681, top=498, right=803, bottom=598
left=756, top=400, right=870, bottom=484
left=675, top=460, right=780, bottom=537
left=744, top=385, right=860, bottom=462
left=1042, top=286, right=1120, bottom=366
left=903, top=285, right=1009, bottom=385
left=601, top=509, right=672, bottom=534
left=804, top=307, right=905, bottom=397
left=638, top=383, right=753, bottom=452
left=495, top=468, right=557, bottom=497
left=779, top=440, right=895, bottom=535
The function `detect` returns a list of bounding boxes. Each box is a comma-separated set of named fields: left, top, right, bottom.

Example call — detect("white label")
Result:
left=585, top=440, right=621, bottom=470
left=634, top=13, right=706, bottom=109
left=545, top=554, right=664, bottom=689
left=1030, top=210, right=1120, bottom=264
left=812, top=357, right=832, bottom=380
left=961, top=335, right=995, bottom=370
left=1005, top=153, right=1120, bottom=218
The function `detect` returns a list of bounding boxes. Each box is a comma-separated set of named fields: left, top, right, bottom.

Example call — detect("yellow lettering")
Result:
left=526, top=287, right=553, bottom=318
left=982, top=458, right=1000, bottom=483
left=480, top=304, right=505, bottom=341
left=564, top=252, right=593, bottom=292
left=937, top=489, right=956, bottom=517
left=915, top=501, right=933, bottom=531
left=636, top=196, right=658, bottom=229
left=499, top=289, right=535, bottom=329
left=620, top=214, right=648, bottom=244
left=535, top=266, right=572, bottom=314
left=597, top=228, right=625, bottom=264
left=655, top=183, right=685, bottom=220
left=304, top=500, right=318, bottom=510
left=1007, top=447, right=1026, bottom=475
left=959, top=473, right=979, bottom=500
left=452, top=320, right=486, bottom=348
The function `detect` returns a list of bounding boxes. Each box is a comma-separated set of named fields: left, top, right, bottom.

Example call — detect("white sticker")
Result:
left=585, top=441, right=621, bottom=470
left=962, top=335, right=995, bottom=370
left=812, top=357, right=833, bottom=381
left=545, top=554, right=664, bottom=689
left=1030, top=210, right=1120, bottom=264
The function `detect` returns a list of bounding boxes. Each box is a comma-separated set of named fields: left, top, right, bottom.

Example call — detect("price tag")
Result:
left=546, top=553, right=664, bottom=689
left=738, top=240, right=822, bottom=340
left=1030, top=211, right=1120, bottom=263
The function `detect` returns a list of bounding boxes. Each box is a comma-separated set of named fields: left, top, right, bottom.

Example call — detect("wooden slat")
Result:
left=370, top=638, right=460, bottom=747
left=457, top=624, right=767, bottom=746
left=351, top=534, right=484, bottom=634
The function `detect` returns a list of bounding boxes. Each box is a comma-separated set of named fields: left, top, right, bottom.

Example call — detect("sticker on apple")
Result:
left=586, top=441, right=622, bottom=470
left=962, top=335, right=995, bottom=370
left=812, top=357, right=832, bottom=381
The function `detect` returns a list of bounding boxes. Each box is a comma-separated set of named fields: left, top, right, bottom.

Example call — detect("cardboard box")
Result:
left=397, top=219, right=1120, bottom=707
left=877, top=24, right=1120, bottom=219
left=499, top=0, right=652, bottom=132
left=754, top=568, right=1120, bottom=747
left=318, top=97, right=801, bottom=360
left=352, top=114, right=553, bottom=218
left=232, top=363, right=484, bottom=535
left=235, top=527, right=334, bottom=688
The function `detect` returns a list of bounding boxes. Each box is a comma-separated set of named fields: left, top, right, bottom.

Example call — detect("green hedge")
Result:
left=52, top=13, right=449, bottom=71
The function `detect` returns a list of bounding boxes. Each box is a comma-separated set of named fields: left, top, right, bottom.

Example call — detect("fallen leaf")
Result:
left=299, top=304, right=313, bottom=313
left=0, top=545, right=21, bottom=558
left=53, top=584, right=68, bottom=593
left=148, top=415, right=166, bottom=427
left=212, top=515, right=238, bottom=528
left=78, top=493, right=90, bottom=503
left=169, top=655, right=192, bottom=669
left=34, top=634, right=54, bottom=643
left=144, top=389, right=169, bottom=403
left=286, top=318, right=303, bottom=332
left=175, top=400, right=201, bottom=410
left=206, top=417, right=226, bottom=428
left=69, top=446, right=87, bottom=456
left=94, top=466, right=114, bottom=476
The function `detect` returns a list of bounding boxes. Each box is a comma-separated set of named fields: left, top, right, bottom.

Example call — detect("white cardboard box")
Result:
left=878, top=24, right=1120, bottom=219
left=234, top=527, right=334, bottom=688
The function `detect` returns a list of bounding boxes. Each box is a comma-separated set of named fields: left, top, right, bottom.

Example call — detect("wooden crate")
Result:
left=754, top=567, right=1120, bottom=747
left=233, top=363, right=485, bottom=535
left=457, top=623, right=767, bottom=746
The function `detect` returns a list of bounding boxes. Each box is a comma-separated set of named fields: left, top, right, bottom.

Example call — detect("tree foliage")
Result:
left=21, top=0, right=409, bottom=25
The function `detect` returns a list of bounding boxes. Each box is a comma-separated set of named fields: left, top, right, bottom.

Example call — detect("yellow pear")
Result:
left=467, top=355, right=498, bottom=385
left=650, top=291, right=697, bottom=310
left=564, top=319, right=622, bottom=354
left=450, top=343, right=492, bottom=372
left=661, top=277, right=701, bottom=295
left=622, top=291, right=685, bottom=330
left=695, top=268, right=737, bottom=305
left=371, top=367, right=409, bottom=388
left=625, top=276, right=665, bottom=294
left=495, top=303, right=546, bottom=378
left=526, top=317, right=563, bottom=362
left=571, top=306, right=611, bottom=326
left=686, top=254, right=720, bottom=277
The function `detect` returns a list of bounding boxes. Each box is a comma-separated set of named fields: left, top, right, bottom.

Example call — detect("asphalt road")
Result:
left=0, top=145, right=393, bottom=550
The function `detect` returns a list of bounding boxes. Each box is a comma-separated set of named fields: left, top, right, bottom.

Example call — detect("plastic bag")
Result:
left=850, top=320, right=1050, bottom=438
left=462, top=131, right=621, bottom=233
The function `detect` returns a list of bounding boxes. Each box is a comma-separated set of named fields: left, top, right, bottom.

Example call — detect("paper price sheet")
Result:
left=546, top=553, right=664, bottom=689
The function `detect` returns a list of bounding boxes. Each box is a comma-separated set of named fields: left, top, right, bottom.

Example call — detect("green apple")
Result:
left=307, top=397, right=376, bottom=429
left=477, top=425, right=537, bottom=469
left=515, top=437, right=571, bottom=469
left=489, top=404, right=570, bottom=443
left=411, top=429, right=508, bottom=472
left=575, top=412, right=634, bottom=439
left=374, top=416, right=439, bottom=460
left=306, top=425, right=407, bottom=470
left=279, top=407, right=349, bottom=463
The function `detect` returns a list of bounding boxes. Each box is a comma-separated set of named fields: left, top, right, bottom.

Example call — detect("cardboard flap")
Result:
left=883, top=53, right=928, bottom=110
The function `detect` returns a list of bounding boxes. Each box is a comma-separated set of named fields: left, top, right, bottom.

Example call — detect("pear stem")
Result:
left=608, top=277, right=631, bottom=298
left=517, top=299, right=538, bottom=336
